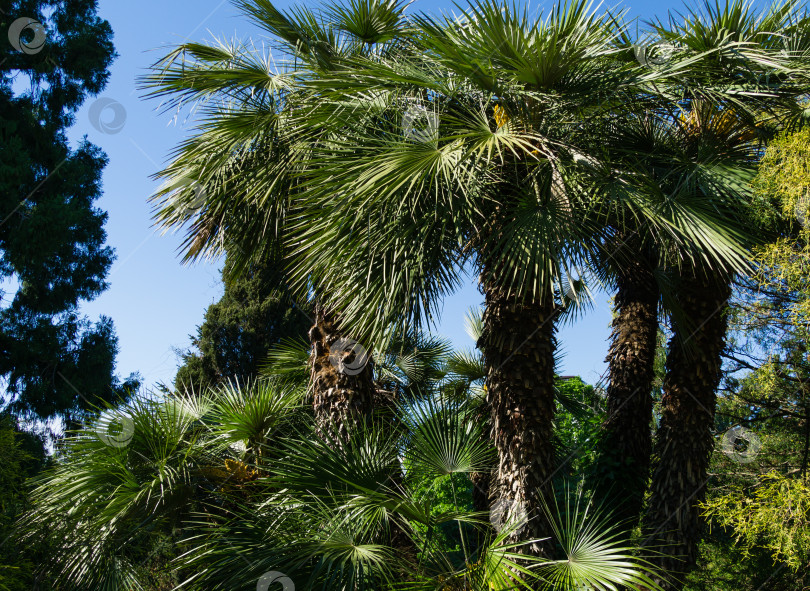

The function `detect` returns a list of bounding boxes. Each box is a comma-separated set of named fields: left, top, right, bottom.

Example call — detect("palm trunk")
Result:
left=308, top=304, right=375, bottom=437
left=593, top=252, right=659, bottom=531
left=480, top=279, right=557, bottom=556
left=643, top=271, right=730, bottom=590
left=471, top=468, right=492, bottom=513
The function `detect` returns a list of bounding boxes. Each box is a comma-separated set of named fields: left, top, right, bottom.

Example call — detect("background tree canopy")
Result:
left=173, top=255, right=311, bottom=390
left=0, top=0, right=138, bottom=426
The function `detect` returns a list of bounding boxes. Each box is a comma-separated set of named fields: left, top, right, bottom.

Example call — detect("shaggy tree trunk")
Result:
left=471, top=468, right=492, bottom=513
left=309, top=304, right=375, bottom=438
left=644, top=271, right=731, bottom=590
left=480, top=279, right=558, bottom=556
left=593, top=252, right=659, bottom=531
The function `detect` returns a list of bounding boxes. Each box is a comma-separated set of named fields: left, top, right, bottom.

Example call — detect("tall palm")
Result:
left=626, top=3, right=810, bottom=587
left=141, top=0, right=414, bottom=434
left=587, top=107, right=753, bottom=532
left=279, top=0, right=786, bottom=557
left=589, top=233, right=661, bottom=532
left=582, top=1, right=810, bottom=555
left=282, top=0, right=630, bottom=554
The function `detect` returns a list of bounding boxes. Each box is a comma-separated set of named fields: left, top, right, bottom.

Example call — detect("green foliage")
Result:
left=0, top=414, right=49, bottom=591
left=702, top=472, right=810, bottom=571
left=554, top=377, right=605, bottom=477
left=408, top=472, right=474, bottom=557
left=22, top=380, right=302, bottom=589
left=0, top=0, right=132, bottom=424
left=537, top=487, right=661, bottom=591
left=753, top=127, right=810, bottom=236
left=175, top=256, right=311, bottom=390
left=685, top=533, right=808, bottom=591
left=402, top=397, right=494, bottom=479
left=23, top=380, right=663, bottom=590
left=700, top=126, right=810, bottom=590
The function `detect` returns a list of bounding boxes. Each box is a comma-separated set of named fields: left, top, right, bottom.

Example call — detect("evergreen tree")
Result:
left=174, top=257, right=310, bottom=390
left=0, top=0, right=134, bottom=425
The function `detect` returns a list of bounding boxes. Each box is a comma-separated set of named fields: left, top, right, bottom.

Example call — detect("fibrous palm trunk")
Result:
left=309, top=306, right=416, bottom=560
left=593, top=249, right=659, bottom=531
left=644, top=271, right=731, bottom=590
left=309, top=304, right=375, bottom=437
left=480, top=280, right=558, bottom=556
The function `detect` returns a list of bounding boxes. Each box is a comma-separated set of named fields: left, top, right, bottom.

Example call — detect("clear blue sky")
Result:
left=70, top=0, right=685, bottom=388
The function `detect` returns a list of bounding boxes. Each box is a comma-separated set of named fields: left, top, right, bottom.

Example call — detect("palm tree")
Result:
left=587, top=107, right=754, bottom=532
left=582, top=1, right=810, bottom=557
left=22, top=380, right=664, bottom=590
left=629, top=3, right=810, bottom=587
left=281, top=0, right=650, bottom=555
left=140, top=0, right=414, bottom=435
left=278, top=0, right=773, bottom=555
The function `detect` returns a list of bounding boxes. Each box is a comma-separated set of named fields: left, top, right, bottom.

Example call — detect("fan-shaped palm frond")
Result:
left=464, top=307, right=484, bottom=343
left=24, top=378, right=664, bottom=590
left=262, top=336, right=312, bottom=384
left=22, top=396, right=216, bottom=588
left=441, top=348, right=486, bottom=404
left=374, top=332, right=452, bottom=398
left=206, top=379, right=305, bottom=460
left=402, top=396, right=494, bottom=479
left=536, top=487, right=663, bottom=590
